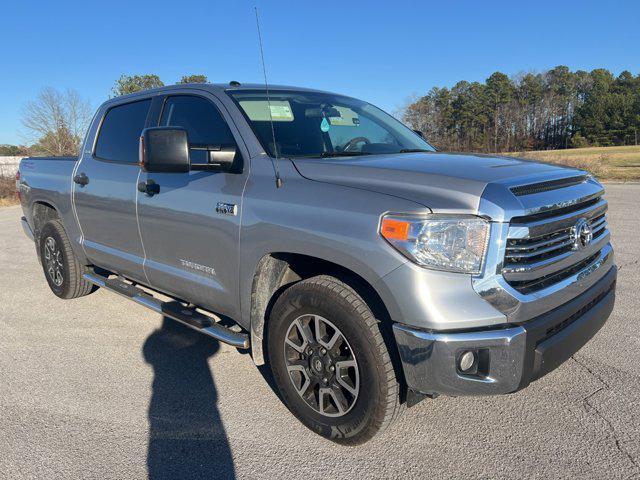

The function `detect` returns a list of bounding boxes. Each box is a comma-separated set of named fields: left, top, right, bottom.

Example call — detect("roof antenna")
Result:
left=255, top=6, right=282, bottom=188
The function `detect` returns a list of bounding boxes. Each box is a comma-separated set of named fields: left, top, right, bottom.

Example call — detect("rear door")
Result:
left=73, top=98, right=152, bottom=282
left=136, top=93, right=248, bottom=318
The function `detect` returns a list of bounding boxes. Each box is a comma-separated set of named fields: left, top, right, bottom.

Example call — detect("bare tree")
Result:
left=21, top=87, right=92, bottom=156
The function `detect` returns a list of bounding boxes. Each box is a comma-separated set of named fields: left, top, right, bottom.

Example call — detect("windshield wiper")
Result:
left=320, top=151, right=372, bottom=157
left=398, top=148, right=433, bottom=153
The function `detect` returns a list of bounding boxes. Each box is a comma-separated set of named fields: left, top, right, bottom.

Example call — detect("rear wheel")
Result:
left=38, top=220, right=95, bottom=299
left=268, top=275, right=403, bottom=445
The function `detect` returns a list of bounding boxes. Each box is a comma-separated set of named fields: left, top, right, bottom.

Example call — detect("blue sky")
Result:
left=1, top=0, right=638, bottom=145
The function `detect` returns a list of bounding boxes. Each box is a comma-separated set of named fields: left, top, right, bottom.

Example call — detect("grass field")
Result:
left=505, top=145, right=640, bottom=181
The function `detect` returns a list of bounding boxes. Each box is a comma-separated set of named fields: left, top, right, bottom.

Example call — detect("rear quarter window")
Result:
left=95, top=99, right=151, bottom=163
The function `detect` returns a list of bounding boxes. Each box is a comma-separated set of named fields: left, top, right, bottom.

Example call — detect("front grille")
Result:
left=502, top=195, right=609, bottom=294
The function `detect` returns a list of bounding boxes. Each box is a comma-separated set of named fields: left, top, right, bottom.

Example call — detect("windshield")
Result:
left=228, top=90, right=435, bottom=158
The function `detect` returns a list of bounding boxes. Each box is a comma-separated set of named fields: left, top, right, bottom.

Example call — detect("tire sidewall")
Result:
left=268, top=281, right=386, bottom=443
left=39, top=222, right=71, bottom=298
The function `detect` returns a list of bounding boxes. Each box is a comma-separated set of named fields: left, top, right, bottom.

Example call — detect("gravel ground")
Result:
left=1, top=184, right=639, bottom=479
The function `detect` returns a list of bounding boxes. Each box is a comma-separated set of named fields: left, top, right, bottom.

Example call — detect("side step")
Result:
left=83, top=273, right=250, bottom=349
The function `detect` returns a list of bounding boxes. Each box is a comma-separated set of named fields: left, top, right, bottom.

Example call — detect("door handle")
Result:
left=73, top=172, right=89, bottom=187
left=138, top=179, right=160, bottom=196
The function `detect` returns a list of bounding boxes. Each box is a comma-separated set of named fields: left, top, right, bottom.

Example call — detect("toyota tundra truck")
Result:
left=17, top=83, right=616, bottom=444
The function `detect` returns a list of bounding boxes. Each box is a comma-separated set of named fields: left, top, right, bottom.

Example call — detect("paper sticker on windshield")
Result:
left=328, top=106, right=359, bottom=126
left=239, top=100, right=294, bottom=122
left=320, top=117, right=331, bottom=132
left=269, top=104, right=294, bottom=121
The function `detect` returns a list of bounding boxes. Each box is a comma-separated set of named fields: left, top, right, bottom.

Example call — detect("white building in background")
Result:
left=0, top=156, right=23, bottom=177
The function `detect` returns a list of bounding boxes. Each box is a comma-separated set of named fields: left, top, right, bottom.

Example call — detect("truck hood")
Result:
left=292, top=152, right=584, bottom=215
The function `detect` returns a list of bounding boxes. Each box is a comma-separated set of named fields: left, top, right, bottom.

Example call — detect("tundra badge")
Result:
left=179, top=259, right=216, bottom=276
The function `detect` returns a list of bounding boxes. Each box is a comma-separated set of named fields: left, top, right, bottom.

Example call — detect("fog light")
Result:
left=459, top=350, right=476, bottom=372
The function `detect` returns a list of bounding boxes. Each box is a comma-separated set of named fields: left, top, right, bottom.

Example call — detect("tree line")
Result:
left=9, top=68, right=640, bottom=158
left=111, top=73, right=208, bottom=96
left=6, top=74, right=208, bottom=157
left=402, top=66, right=640, bottom=152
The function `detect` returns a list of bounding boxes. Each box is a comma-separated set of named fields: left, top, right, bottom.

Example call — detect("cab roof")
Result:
left=103, top=82, right=344, bottom=107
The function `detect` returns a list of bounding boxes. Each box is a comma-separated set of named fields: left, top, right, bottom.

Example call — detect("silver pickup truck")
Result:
left=18, top=83, right=616, bottom=444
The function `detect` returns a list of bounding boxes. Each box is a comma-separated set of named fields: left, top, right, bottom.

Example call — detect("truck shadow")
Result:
left=142, top=317, right=235, bottom=480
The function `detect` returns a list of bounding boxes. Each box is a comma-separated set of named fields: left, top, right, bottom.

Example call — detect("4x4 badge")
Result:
left=216, top=202, right=237, bottom=216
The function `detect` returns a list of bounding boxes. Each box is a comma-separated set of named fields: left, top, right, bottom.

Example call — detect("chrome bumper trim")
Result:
left=394, top=323, right=527, bottom=396
left=395, top=267, right=616, bottom=396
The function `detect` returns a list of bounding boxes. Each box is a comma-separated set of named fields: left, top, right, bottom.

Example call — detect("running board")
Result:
left=82, top=273, right=250, bottom=349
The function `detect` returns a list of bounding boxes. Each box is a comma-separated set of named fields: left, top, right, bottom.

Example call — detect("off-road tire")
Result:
left=38, top=219, right=95, bottom=299
left=268, top=275, right=403, bottom=445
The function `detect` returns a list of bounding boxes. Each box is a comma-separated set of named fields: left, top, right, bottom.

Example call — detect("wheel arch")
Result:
left=31, top=201, right=60, bottom=244
left=249, top=252, right=394, bottom=366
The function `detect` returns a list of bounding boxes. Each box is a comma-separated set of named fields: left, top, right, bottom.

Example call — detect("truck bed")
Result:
left=19, top=156, right=78, bottom=241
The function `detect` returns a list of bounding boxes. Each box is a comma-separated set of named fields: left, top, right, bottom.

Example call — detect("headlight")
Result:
left=380, top=214, right=489, bottom=274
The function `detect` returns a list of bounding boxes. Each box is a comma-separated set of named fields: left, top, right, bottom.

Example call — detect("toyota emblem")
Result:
left=570, top=218, right=593, bottom=250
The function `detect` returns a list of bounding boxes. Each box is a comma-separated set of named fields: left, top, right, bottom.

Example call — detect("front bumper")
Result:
left=393, top=265, right=616, bottom=396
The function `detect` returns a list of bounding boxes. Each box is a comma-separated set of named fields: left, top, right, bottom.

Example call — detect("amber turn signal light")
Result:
left=380, top=218, right=410, bottom=241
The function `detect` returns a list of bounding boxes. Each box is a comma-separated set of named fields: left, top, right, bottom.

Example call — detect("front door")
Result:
left=136, top=94, right=248, bottom=319
left=73, top=98, right=151, bottom=282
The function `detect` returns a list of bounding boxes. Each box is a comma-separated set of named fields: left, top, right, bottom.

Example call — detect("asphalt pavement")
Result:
left=1, top=184, right=639, bottom=479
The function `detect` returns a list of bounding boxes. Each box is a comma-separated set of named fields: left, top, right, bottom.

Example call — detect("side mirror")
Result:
left=140, top=127, right=190, bottom=173
left=206, top=145, right=236, bottom=171
left=413, top=129, right=424, bottom=138
left=189, top=144, right=238, bottom=172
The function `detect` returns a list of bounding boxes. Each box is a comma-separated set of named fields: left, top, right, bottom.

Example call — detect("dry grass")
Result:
left=504, top=145, right=640, bottom=181
left=0, top=175, right=19, bottom=206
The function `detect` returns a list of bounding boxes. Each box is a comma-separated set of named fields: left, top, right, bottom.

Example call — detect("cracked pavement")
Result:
left=0, top=184, right=639, bottom=479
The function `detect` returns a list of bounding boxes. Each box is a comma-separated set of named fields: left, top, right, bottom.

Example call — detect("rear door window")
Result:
left=95, top=99, right=151, bottom=163
left=160, top=95, right=235, bottom=163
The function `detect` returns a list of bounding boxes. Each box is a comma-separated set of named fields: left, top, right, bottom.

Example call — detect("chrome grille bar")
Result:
left=506, top=238, right=575, bottom=260
left=506, top=232, right=572, bottom=252
left=503, top=232, right=610, bottom=282
left=509, top=199, right=608, bottom=239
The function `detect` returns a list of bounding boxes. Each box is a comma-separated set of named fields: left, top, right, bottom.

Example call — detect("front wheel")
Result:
left=267, top=275, right=403, bottom=445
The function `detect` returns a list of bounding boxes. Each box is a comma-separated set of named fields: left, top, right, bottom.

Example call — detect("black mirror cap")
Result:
left=413, top=129, right=424, bottom=138
left=140, top=127, right=190, bottom=173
